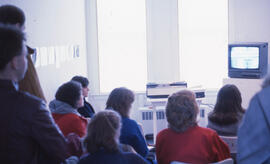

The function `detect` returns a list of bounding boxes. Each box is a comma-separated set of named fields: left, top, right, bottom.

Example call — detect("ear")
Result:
left=10, top=56, right=20, bottom=70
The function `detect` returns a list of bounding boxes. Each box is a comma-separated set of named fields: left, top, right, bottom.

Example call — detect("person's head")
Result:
left=84, top=110, right=122, bottom=153
left=214, top=84, right=243, bottom=114
left=71, top=76, right=89, bottom=98
left=55, top=81, right=83, bottom=108
left=0, top=24, right=27, bottom=82
left=0, top=5, right=25, bottom=30
left=166, top=90, right=199, bottom=133
left=106, top=87, right=135, bottom=117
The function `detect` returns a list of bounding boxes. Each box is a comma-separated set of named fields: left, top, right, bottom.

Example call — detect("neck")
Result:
left=0, top=71, right=18, bottom=82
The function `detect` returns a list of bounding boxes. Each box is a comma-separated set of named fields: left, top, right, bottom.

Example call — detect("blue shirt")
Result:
left=120, top=117, right=149, bottom=157
left=78, top=149, right=148, bottom=164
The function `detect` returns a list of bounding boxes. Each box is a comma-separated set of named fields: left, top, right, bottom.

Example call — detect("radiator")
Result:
left=138, top=105, right=213, bottom=135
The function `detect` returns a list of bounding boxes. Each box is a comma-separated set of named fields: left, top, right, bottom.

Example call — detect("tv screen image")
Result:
left=228, top=42, right=268, bottom=79
left=231, top=47, right=259, bottom=69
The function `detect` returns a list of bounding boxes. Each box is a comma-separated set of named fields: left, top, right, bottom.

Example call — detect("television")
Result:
left=228, top=42, right=268, bottom=79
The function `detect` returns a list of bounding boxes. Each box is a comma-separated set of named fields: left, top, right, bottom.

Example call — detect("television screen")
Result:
left=230, top=47, right=259, bottom=69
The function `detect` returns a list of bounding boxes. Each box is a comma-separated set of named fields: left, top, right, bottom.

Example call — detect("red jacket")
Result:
left=156, top=126, right=231, bottom=164
left=53, top=113, right=88, bottom=137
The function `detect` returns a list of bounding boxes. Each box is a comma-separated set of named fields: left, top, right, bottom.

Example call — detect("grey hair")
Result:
left=262, top=73, right=270, bottom=89
left=166, top=90, right=198, bottom=133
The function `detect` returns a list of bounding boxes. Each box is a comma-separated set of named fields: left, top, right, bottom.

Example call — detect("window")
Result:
left=179, top=0, right=228, bottom=89
left=97, top=0, right=147, bottom=93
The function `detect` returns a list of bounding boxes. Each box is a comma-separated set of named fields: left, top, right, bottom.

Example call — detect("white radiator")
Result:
left=139, top=107, right=167, bottom=135
left=138, top=104, right=213, bottom=135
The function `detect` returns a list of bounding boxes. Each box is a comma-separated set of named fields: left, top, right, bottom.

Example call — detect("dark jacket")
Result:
left=0, top=79, right=68, bottom=164
left=77, top=99, right=95, bottom=118
left=78, top=149, right=149, bottom=164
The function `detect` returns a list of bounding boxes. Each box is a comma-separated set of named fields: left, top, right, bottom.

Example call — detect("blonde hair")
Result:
left=19, top=50, right=46, bottom=102
left=84, top=110, right=121, bottom=153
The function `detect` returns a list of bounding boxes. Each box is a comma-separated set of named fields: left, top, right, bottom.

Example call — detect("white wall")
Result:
left=146, top=0, right=180, bottom=83
left=228, top=0, right=270, bottom=107
left=85, top=0, right=180, bottom=95
left=229, top=0, right=270, bottom=65
left=0, top=0, right=88, bottom=102
left=2, top=0, right=268, bottom=119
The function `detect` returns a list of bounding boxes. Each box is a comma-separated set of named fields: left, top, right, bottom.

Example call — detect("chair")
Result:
left=212, top=158, right=234, bottom=164
left=219, top=136, right=237, bottom=154
left=170, top=161, right=187, bottom=164
left=170, top=158, right=234, bottom=164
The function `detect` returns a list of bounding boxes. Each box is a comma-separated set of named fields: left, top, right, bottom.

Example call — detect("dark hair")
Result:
left=0, top=5, right=25, bottom=27
left=55, top=81, right=82, bottom=108
left=208, top=84, right=245, bottom=125
left=0, top=23, right=25, bottom=70
left=106, top=87, right=135, bottom=117
left=71, top=76, right=89, bottom=88
left=84, top=110, right=121, bottom=153
left=166, top=90, right=198, bottom=133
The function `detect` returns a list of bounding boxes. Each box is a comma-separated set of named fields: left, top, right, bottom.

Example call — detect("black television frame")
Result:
left=228, top=42, right=268, bottom=79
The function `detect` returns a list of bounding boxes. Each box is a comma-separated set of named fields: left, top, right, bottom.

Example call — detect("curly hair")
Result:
left=84, top=110, right=122, bottom=153
left=106, top=87, right=135, bottom=117
left=166, top=90, right=198, bottom=133
left=208, top=84, right=245, bottom=125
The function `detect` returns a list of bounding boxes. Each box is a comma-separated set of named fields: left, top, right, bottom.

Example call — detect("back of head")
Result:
left=84, top=110, right=121, bottom=153
left=214, top=84, right=243, bottom=114
left=71, top=75, right=89, bottom=88
left=0, top=5, right=25, bottom=27
left=0, top=23, right=25, bottom=71
left=55, top=81, right=82, bottom=108
left=209, top=84, right=244, bottom=124
left=106, top=87, right=134, bottom=117
left=166, top=90, right=198, bottom=133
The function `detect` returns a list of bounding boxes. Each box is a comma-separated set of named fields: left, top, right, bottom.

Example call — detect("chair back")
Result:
left=219, top=136, right=237, bottom=153
left=170, top=161, right=187, bottom=164
left=170, top=158, right=234, bottom=164
left=212, top=158, right=234, bottom=164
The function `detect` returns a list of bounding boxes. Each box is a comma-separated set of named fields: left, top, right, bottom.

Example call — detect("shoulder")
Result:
left=78, top=154, right=92, bottom=164
left=156, top=128, right=171, bottom=141
left=157, top=128, right=170, bottom=136
left=122, top=117, right=138, bottom=127
left=15, top=91, right=47, bottom=115
left=18, top=91, right=44, bottom=106
left=64, top=113, right=87, bottom=122
left=193, top=126, right=218, bottom=138
left=123, top=152, right=148, bottom=164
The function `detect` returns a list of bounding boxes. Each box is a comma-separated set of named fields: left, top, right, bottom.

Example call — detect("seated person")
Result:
left=207, top=84, right=245, bottom=136
left=106, top=87, right=149, bottom=158
left=49, top=81, right=88, bottom=137
left=156, top=90, right=231, bottom=164
left=237, top=74, right=270, bottom=163
left=78, top=110, right=149, bottom=164
left=71, top=76, right=95, bottom=118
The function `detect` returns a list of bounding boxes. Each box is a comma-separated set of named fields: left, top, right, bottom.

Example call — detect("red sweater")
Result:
left=156, top=126, right=230, bottom=164
left=52, top=113, right=88, bottom=137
